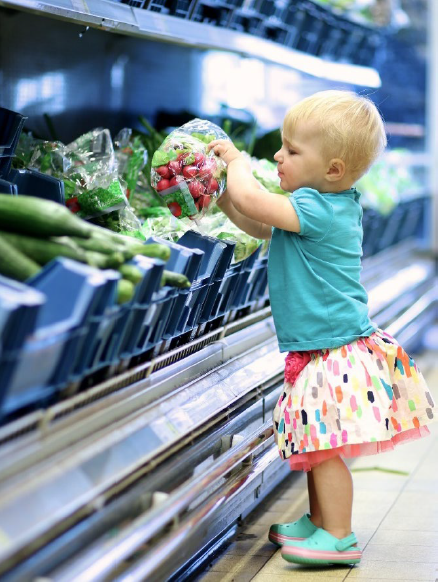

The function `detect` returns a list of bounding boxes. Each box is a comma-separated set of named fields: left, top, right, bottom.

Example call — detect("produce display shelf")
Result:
left=0, top=239, right=435, bottom=582
left=0, top=0, right=381, bottom=87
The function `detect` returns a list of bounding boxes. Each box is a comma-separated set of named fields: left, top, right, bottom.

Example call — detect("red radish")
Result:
left=198, top=195, right=211, bottom=209
left=193, top=152, right=205, bottom=166
left=169, top=175, right=185, bottom=187
left=156, top=179, right=171, bottom=192
left=156, top=165, right=171, bottom=179
left=198, top=158, right=217, bottom=180
left=177, top=152, right=190, bottom=164
left=168, top=201, right=182, bottom=217
left=183, top=165, right=199, bottom=179
left=188, top=180, right=204, bottom=199
left=168, top=160, right=182, bottom=176
left=206, top=178, right=219, bottom=194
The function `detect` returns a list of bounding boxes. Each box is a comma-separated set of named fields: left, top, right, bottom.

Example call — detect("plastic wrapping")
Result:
left=245, top=153, right=289, bottom=196
left=91, top=205, right=144, bottom=239
left=14, top=129, right=130, bottom=220
left=64, top=128, right=128, bottom=219
left=150, top=119, right=230, bottom=220
left=141, top=209, right=264, bottom=263
left=114, top=128, right=148, bottom=200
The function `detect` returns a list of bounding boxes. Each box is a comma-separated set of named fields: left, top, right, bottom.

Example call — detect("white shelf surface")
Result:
left=0, top=0, right=381, bottom=87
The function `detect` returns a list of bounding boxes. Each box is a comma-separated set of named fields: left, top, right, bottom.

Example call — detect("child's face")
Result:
left=274, top=121, right=329, bottom=192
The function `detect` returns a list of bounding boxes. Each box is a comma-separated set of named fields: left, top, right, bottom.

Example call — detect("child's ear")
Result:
left=326, top=158, right=346, bottom=182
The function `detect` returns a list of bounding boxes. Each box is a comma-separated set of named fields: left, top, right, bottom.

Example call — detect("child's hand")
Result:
left=208, top=140, right=243, bottom=165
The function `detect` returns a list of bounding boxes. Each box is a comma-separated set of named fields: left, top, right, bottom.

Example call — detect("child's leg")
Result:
left=311, top=455, right=354, bottom=540
left=307, top=471, right=322, bottom=528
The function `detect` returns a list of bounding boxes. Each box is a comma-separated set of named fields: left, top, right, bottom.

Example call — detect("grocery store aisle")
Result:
left=195, top=348, right=438, bottom=582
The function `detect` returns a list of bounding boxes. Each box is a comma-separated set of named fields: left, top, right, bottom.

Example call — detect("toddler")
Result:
left=208, top=90, right=436, bottom=567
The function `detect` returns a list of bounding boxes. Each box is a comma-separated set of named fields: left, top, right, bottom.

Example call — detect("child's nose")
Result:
left=274, top=150, right=281, bottom=161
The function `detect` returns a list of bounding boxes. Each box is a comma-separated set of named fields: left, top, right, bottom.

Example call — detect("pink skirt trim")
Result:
left=288, top=425, right=431, bottom=472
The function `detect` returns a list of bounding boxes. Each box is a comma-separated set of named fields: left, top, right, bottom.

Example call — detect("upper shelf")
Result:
left=0, top=0, right=381, bottom=87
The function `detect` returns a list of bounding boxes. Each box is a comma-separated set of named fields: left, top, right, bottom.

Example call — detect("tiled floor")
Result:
left=195, top=350, right=438, bottom=582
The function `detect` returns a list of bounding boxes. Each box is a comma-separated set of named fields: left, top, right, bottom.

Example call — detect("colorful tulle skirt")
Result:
left=272, top=329, right=436, bottom=472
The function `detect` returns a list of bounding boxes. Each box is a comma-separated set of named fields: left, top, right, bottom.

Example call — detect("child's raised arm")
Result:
left=217, top=189, right=272, bottom=240
left=208, top=140, right=300, bottom=233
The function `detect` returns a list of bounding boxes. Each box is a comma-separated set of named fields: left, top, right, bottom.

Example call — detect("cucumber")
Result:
left=161, top=270, right=191, bottom=289
left=84, top=251, right=125, bottom=270
left=117, top=279, right=135, bottom=304
left=118, top=264, right=143, bottom=285
left=57, top=236, right=135, bottom=262
left=87, top=228, right=169, bottom=261
left=0, top=231, right=89, bottom=265
left=0, top=235, right=41, bottom=281
left=126, top=243, right=171, bottom=262
left=0, top=194, right=93, bottom=238
left=0, top=231, right=124, bottom=271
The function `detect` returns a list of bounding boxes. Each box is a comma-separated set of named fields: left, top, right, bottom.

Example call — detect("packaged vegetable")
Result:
left=64, top=128, right=128, bottom=219
left=150, top=119, right=230, bottom=220
left=245, top=153, right=289, bottom=196
left=114, top=128, right=148, bottom=200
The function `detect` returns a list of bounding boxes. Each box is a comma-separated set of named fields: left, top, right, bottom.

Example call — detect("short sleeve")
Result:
left=289, top=187, right=334, bottom=241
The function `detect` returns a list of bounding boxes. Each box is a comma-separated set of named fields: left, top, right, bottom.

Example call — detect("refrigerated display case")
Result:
left=0, top=0, right=436, bottom=579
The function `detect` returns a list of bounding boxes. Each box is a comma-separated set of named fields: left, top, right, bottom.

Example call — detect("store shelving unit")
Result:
left=0, top=1, right=436, bottom=580
left=0, top=0, right=381, bottom=86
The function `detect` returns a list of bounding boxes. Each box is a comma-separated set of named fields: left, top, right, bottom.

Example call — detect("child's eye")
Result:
left=288, top=149, right=296, bottom=155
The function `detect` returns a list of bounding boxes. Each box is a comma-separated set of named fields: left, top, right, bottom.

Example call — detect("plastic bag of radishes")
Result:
left=150, top=119, right=230, bottom=220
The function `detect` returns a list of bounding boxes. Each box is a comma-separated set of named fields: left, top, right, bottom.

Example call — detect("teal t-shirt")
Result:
left=267, top=187, right=376, bottom=352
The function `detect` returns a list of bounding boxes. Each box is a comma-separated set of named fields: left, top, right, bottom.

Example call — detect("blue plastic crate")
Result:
left=212, top=238, right=235, bottom=281
left=29, top=258, right=116, bottom=385
left=68, top=269, right=121, bottom=380
left=229, top=268, right=252, bottom=309
left=228, top=7, right=264, bottom=35
left=0, top=157, right=14, bottom=180
left=0, top=275, right=45, bottom=352
left=1, top=169, right=65, bottom=205
left=132, top=294, right=175, bottom=354
left=117, top=256, right=165, bottom=359
left=395, top=199, right=425, bottom=244
left=146, top=236, right=203, bottom=284
left=216, top=269, right=241, bottom=316
left=0, top=258, right=110, bottom=414
left=0, top=177, right=17, bottom=194
left=0, top=332, right=71, bottom=415
left=130, top=255, right=166, bottom=306
left=190, top=0, right=236, bottom=26
left=247, top=264, right=267, bottom=303
left=178, top=231, right=228, bottom=283
left=0, top=107, right=26, bottom=158
left=199, top=279, right=222, bottom=323
left=162, top=291, right=188, bottom=339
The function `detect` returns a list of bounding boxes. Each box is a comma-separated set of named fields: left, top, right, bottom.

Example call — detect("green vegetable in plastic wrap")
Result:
left=14, top=128, right=130, bottom=221
left=216, top=229, right=261, bottom=263
left=90, top=206, right=144, bottom=239
left=355, top=150, right=420, bottom=215
left=114, top=129, right=148, bottom=200
left=243, top=153, right=289, bottom=195
left=141, top=213, right=191, bottom=243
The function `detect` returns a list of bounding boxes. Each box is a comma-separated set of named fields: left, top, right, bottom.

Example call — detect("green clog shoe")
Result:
left=281, top=528, right=362, bottom=566
left=268, top=513, right=318, bottom=546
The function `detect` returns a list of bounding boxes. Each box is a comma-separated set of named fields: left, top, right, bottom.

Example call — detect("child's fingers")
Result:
left=207, top=139, right=225, bottom=152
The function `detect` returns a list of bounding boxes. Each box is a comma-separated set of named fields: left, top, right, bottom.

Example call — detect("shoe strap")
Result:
left=335, top=533, right=358, bottom=551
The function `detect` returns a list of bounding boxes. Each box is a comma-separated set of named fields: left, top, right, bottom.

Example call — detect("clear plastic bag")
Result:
left=64, top=128, right=128, bottom=219
left=150, top=119, right=230, bottom=220
left=114, top=128, right=148, bottom=200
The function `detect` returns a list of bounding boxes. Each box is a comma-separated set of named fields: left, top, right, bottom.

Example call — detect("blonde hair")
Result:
left=282, top=90, right=387, bottom=180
